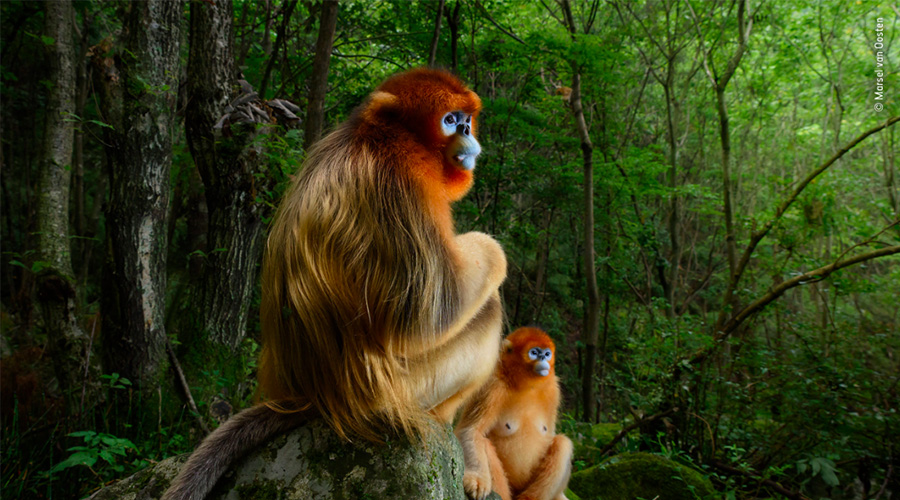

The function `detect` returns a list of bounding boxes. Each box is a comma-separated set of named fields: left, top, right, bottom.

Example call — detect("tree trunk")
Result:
left=258, top=0, right=298, bottom=99
left=96, top=0, right=182, bottom=389
left=304, top=0, right=338, bottom=147
left=427, top=0, right=446, bottom=66
left=532, top=208, right=553, bottom=322
left=37, top=0, right=76, bottom=280
left=695, top=0, right=751, bottom=331
left=560, top=0, right=600, bottom=422
left=185, top=0, right=278, bottom=351
left=36, top=0, right=95, bottom=407
left=662, top=69, right=679, bottom=318
left=882, top=126, right=898, bottom=226
left=445, top=1, right=461, bottom=73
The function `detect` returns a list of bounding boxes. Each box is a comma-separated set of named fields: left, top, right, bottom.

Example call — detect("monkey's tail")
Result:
left=160, top=404, right=306, bottom=500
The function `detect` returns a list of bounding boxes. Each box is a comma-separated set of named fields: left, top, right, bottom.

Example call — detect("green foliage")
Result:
left=48, top=431, right=140, bottom=476
left=1, top=0, right=898, bottom=498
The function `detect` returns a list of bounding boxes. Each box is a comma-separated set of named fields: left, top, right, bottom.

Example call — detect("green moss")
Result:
left=568, top=452, right=716, bottom=500
left=571, top=422, right=625, bottom=470
left=589, top=423, right=622, bottom=446
left=565, top=488, right=583, bottom=500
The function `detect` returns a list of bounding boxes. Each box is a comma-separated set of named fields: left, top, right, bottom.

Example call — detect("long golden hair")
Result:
left=257, top=71, right=483, bottom=441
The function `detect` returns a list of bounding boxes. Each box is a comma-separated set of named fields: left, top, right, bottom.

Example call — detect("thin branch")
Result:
left=166, top=337, right=210, bottom=435
left=596, top=407, right=679, bottom=456
left=332, top=31, right=428, bottom=49
left=474, top=0, right=526, bottom=44
left=693, top=243, right=900, bottom=366
left=427, top=0, right=446, bottom=66
left=258, top=0, right=298, bottom=99
left=331, top=52, right=407, bottom=69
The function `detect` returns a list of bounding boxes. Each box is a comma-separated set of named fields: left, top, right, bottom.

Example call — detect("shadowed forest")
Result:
left=1, top=1, right=898, bottom=499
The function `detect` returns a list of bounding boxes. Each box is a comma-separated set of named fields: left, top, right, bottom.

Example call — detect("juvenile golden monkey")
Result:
left=456, top=327, right=572, bottom=500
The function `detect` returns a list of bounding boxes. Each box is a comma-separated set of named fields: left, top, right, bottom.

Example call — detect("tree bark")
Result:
left=444, top=1, right=461, bottom=73
left=96, top=0, right=182, bottom=389
left=691, top=0, right=752, bottom=328
left=36, top=0, right=94, bottom=406
left=304, top=0, right=338, bottom=147
left=662, top=68, right=678, bottom=318
left=185, top=0, right=278, bottom=350
left=37, top=0, right=76, bottom=280
left=532, top=208, right=553, bottom=322
left=258, top=0, right=298, bottom=99
left=427, top=0, right=446, bottom=66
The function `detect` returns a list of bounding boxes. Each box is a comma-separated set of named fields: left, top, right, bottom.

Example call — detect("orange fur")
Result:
left=162, top=69, right=506, bottom=500
left=456, top=327, right=573, bottom=500
left=258, top=68, right=502, bottom=441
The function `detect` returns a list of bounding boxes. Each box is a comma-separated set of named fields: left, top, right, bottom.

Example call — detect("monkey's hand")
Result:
left=463, top=470, right=493, bottom=500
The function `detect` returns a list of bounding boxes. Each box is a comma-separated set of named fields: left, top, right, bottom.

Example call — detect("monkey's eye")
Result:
left=443, top=113, right=457, bottom=126
left=528, top=348, right=541, bottom=360
left=543, top=349, right=553, bottom=361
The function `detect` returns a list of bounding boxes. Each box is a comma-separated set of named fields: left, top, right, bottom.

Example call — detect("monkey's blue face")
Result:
left=441, top=111, right=481, bottom=171
left=528, top=346, right=553, bottom=377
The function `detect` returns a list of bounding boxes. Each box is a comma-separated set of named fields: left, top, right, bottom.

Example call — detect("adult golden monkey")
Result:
left=162, top=69, right=506, bottom=500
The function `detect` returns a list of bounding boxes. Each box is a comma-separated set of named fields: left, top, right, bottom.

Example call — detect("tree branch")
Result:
left=718, top=116, right=900, bottom=329
left=693, top=244, right=900, bottom=366
left=475, top=0, right=526, bottom=44
left=596, top=407, right=679, bottom=456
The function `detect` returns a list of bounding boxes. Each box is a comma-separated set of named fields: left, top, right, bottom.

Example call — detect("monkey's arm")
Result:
left=411, top=288, right=502, bottom=416
left=161, top=405, right=305, bottom=500
left=401, top=231, right=507, bottom=415
left=455, top=380, right=507, bottom=500
left=402, top=231, right=506, bottom=358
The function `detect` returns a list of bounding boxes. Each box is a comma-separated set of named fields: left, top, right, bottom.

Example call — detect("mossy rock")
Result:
left=89, top=419, right=467, bottom=500
left=571, top=422, right=624, bottom=469
left=568, top=452, right=716, bottom=500
left=589, top=423, right=622, bottom=445
left=565, top=488, right=583, bottom=500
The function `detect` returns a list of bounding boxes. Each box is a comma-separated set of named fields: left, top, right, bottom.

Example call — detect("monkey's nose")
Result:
left=457, top=123, right=470, bottom=136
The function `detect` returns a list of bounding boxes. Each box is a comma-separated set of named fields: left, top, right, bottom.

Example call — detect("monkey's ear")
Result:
left=361, top=91, right=398, bottom=122
left=369, top=91, right=398, bottom=111
left=501, top=339, right=513, bottom=354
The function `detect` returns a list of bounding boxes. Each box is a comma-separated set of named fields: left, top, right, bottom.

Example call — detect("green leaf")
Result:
left=31, top=261, right=51, bottom=273
left=809, top=458, right=839, bottom=486
left=50, top=451, right=97, bottom=473
left=41, top=35, right=55, bottom=46
left=98, top=450, right=114, bottom=464
left=87, top=119, right=114, bottom=129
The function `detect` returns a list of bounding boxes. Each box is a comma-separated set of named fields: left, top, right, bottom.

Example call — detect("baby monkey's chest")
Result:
left=490, top=402, right=551, bottom=439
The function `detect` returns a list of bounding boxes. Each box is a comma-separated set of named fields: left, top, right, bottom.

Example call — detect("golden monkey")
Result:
left=162, top=68, right=506, bottom=500
left=456, top=327, right=572, bottom=500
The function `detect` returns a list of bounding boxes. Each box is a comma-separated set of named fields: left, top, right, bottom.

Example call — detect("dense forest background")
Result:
left=1, top=1, right=898, bottom=499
